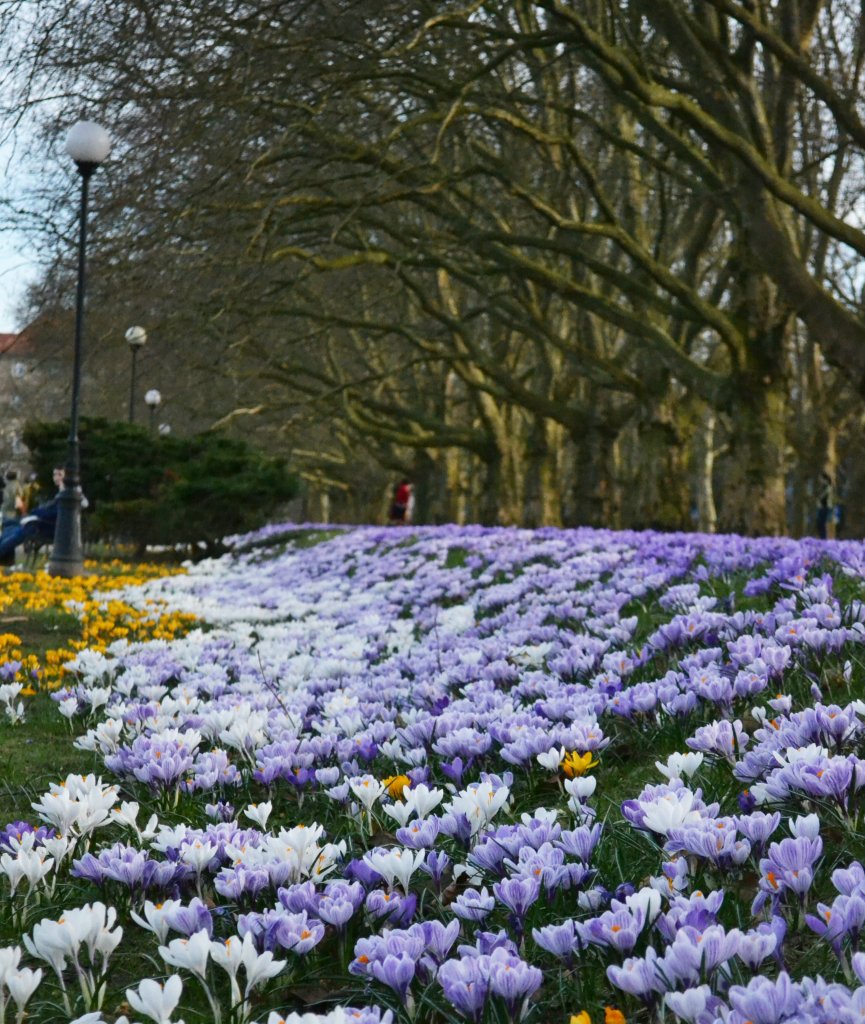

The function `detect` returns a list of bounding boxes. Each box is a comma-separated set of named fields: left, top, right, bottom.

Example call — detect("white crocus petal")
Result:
left=6, top=966, right=43, bottom=1009
left=158, top=928, right=211, bottom=980
left=0, top=945, right=22, bottom=984
left=126, top=974, right=183, bottom=1024
left=140, top=814, right=160, bottom=841
left=244, top=801, right=273, bottom=830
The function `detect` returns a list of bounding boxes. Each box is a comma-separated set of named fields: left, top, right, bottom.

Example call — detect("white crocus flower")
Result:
left=0, top=852, right=26, bottom=895
left=42, top=834, right=71, bottom=865
left=405, top=784, right=443, bottom=819
left=19, top=849, right=55, bottom=890
left=210, top=935, right=245, bottom=1006
left=623, top=887, right=662, bottom=925
left=243, top=801, right=273, bottom=830
left=790, top=813, right=821, bottom=839
left=159, top=928, right=211, bottom=981
left=180, top=840, right=218, bottom=875
left=58, top=698, right=79, bottom=720
left=656, top=752, right=704, bottom=781
left=6, top=966, right=43, bottom=1013
left=241, top=934, right=285, bottom=996
left=131, top=900, right=182, bottom=945
left=347, top=775, right=385, bottom=810
left=445, top=781, right=510, bottom=836
left=0, top=944, right=22, bottom=979
left=536, top=747, right=565, bottom=772
left=126, top=974, right=183, bottom=1024
left=381, top=800, right=414, bottom=828
left=110, top=801, right=140, bottom=831
left=363, top=848, right=426, bottom=892
left=640, top=790, right=703, bottom=836
left=564, top=776, right=597, bottom=800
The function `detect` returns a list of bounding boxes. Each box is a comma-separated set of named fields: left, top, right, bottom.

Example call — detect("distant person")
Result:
left=0, top=470, right=20, bottom=528
left=816, top=471, right=834, bottom=539
left=389, top=479, right=412, bottom=525
left=0, top=466, right=84, bottom=565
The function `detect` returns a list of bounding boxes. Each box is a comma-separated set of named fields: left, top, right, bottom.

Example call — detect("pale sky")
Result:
left=0, top=232, right=36, bottom=332
left=0, top=127, right=39, bottom=333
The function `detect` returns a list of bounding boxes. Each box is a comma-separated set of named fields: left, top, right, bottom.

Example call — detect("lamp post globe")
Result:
left=125, top=325, right=147, bottom=423
left=64, top=121, right=111, bottom=167
left=145, top=388, right=162, bottom=434
left=49, top=120, right=111, bottom=578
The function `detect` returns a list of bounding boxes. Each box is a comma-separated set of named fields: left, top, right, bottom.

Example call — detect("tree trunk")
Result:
left=719, top=379, right=787, bottom=536
left=693, top=408, right=717, bottom=534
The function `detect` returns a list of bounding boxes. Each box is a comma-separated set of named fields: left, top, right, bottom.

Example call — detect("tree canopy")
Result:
left=3, top=0, right=865, bottom=533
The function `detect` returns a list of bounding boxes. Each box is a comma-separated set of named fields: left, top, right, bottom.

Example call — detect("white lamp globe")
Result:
left=65, top=121, right=111, bottom=165
left=125, top=325, right=147, bottom=349
left=144, top=388, right=162, bottom=408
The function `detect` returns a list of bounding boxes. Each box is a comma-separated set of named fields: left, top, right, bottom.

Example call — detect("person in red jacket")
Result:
left=389, top=479, right=412, bottom=525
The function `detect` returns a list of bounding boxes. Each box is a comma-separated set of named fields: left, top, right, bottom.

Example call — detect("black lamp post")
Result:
left=145, top=389, right=162, bottom=434
left=125, top=325, right=147, bottom=423
left=49, top=120, right=111, bottom=578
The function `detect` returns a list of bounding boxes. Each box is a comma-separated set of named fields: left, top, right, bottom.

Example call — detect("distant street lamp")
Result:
left=144, top=388, right=162, bottom=434
left=49, top=120, right=111, bottom=578
left=158, top=423, right=171, bottom=437
left=125, top=325, right=147, bottom=423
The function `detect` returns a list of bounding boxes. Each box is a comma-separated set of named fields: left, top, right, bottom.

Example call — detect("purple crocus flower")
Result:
left=727, top=973, right=800, bottom=1024
left=438, top=955, right=489, bottom=1022
left=166, top=898, right=213, bottom=937
left=419, top=850, right=451, bottom=891
left=451, top=888, right=495, bottom=923
left=487, top=947, right=542, bottom=1020
left=532, top=918, right=582, bottom=963
left=371, top=952, right=416, bottom=1005
left=492, top=876, right=541, bottom=924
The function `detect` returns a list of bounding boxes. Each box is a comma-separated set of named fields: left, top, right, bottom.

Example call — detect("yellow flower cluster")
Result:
left=570, top=1009, right=626, bottom=1024
left=0, top=561, right=196, bottom=689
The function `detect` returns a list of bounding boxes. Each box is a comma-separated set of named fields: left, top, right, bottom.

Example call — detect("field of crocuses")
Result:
left=5, top=525, right=865, bottom=1024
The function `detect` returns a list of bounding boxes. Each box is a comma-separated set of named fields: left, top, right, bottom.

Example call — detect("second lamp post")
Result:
left=126, top=325, right=147, bottom=424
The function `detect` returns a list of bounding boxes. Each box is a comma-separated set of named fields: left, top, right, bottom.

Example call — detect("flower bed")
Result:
left=3, top=525, right=865, bottom=1024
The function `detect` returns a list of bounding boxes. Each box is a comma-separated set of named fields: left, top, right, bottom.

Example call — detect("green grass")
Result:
left=0, top=692, right=97, bottom=824
left=0, top=600, right=97, bottom=824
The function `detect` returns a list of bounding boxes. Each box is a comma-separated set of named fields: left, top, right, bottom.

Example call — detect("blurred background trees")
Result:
left=3, top=0, right=865, bottom=534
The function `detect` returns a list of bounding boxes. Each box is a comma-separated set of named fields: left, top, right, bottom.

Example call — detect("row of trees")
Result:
left=3, top=0, right=865, bottom=533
